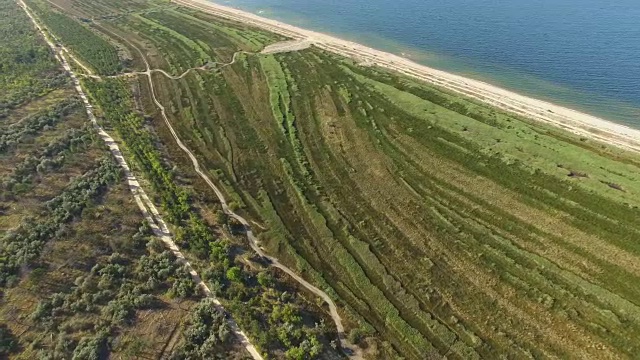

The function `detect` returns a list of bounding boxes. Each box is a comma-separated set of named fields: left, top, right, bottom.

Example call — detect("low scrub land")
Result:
left=10, top=0, right=640, bottom=358
left=0, top=0, right=245, bottom=358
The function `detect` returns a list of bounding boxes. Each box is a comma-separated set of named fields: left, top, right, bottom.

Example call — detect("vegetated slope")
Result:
left=36, top=0, right=640, bottom=359
left=22, top=0, right=346, bottom=359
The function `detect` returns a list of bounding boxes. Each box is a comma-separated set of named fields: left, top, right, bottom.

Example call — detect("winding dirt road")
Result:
left=77, top=36, right=312, bottom=82
left=80, top=49, right=250, bottom=80
left=18, top=2, right=263, bottom=359
left=37, top=10, right=362, bottom=357
left=118, top=30, right=364, bottom=360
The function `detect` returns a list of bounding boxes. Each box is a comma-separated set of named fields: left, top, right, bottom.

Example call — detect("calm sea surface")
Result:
left=217, top=0, right=640, bottom=127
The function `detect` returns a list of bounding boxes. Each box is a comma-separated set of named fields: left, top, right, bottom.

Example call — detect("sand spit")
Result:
left=175, top=0, right=640, bottom=154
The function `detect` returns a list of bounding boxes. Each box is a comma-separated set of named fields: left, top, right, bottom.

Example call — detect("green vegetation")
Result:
left=106, top=5, right=282, bottom=74
left=0, top=1, right=238, bottom=358
left=81, top=75, right=339, bottom=358
left=133, top=13, right=212, bottom=65
left=0, top=0, right=65, bottom=116
left=0, top=324, right=18, bottom=356
left=0, top=157, right=122, bottom=286
left=10, top=0, right=640, bottom=358
left=26, top=0, right=122, bottom=75
left=170, top=299, right=232, bottom=359
left=0, top=98, right=81, bottom=152
left=132, top=10, right=640, bottom=359
left=83, top=79, right=192, bottom=222
left=170, top=7, right=283, bottom=52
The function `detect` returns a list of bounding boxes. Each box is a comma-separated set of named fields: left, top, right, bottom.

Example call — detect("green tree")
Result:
left=0, top=324, right=18, bottom=355
left=72, top=332, right=107, bottom=360
left=257, top=271, right=273, bottom=287
left=225, top=267, right=243, bottom=283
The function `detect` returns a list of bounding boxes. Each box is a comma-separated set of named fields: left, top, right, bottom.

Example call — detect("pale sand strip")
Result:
left=175, top=0, right=640, bottom=154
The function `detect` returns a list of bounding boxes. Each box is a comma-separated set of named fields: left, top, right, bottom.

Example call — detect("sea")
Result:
left=218, top=0, right=640, bottom=127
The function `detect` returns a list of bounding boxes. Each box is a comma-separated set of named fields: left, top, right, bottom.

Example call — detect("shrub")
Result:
left=168, top=268, right=197, bottom=298
left=72, top=332, right=107, bottom=360
left=225, top=267, right=242, bottom=283
left=0, top=324, right=18, bottom=355
left=171, top=299, right=231, bottom=358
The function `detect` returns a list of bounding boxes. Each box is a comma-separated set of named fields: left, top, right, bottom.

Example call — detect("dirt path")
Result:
left=37, top=9, right=362, bottom=357
left=109, top=22, right=364, bottom=360
left=80, top=66, right=206, bottom=80
left=18, top=2, right=263, bottom=359
left=76, top=40, right=306, bottom=81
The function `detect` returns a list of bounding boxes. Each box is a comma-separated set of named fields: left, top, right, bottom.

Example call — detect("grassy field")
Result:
left=17, top=0, right=640, bottom=358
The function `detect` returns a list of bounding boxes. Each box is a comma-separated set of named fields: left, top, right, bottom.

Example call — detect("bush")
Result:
left=102, top=298, right=135, bottom=325
left=284, top=337, right=323, bottom=360
left=225, top=267, right=242, bottom=283
left=171, top=299, right=232, bottom=358
left=168, top=268, right=197, bottom=298
left=348, top=328, right=364, bottom=344
left=72, top=332, right=107, bottom=360
left=1, top=158, right=121, bottom=287
left=0, top=324, right=18, bottom=355
left=257, top=271, right=273, bottom=287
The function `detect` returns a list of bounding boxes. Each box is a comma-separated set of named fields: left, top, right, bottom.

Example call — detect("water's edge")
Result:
left=224, top=1, right=640, bottom=128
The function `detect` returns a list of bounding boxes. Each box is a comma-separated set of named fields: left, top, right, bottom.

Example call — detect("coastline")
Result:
left=174, top=0, right=640, bottom=154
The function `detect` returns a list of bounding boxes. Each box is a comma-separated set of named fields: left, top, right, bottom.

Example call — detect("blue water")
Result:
left=219, top=0, right=640, bottom=127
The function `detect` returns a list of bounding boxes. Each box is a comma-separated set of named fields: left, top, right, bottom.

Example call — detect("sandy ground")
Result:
left=261, top=39, right=313, bottom=54
left=175, top=0, right=640, bottom=154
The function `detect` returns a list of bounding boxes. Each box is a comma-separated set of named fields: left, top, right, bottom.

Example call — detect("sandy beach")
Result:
left=174, top=0, right=640, bottom=153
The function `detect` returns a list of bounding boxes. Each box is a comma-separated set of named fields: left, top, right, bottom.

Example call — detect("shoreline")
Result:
left=174, top=0, right=640, bottom=154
